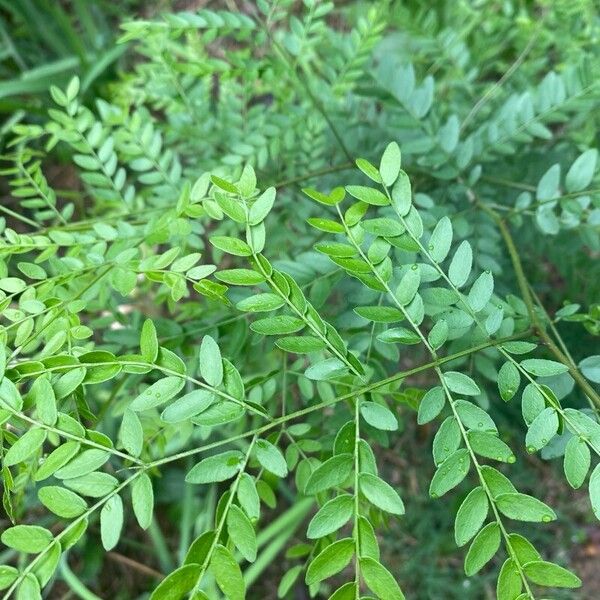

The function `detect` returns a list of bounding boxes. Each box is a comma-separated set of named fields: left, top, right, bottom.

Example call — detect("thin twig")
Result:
left=107, top=552, right=164, bottom=579
left=461, top=27, right=540, bottom=130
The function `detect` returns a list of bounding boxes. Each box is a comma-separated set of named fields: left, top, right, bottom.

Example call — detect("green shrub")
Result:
left=0, top=1, right=599, bottom=599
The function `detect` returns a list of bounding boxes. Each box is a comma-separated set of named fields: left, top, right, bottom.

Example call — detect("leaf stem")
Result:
left=189, top=435, right=257, bottom=596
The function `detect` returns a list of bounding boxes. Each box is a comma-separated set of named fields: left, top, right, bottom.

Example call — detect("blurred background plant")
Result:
left=0, top=0, right=143, bottom=148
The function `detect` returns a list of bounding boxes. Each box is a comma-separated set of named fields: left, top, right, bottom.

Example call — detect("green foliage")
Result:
left=0, top=1, right=599, bottom=599
left=0, top=0, right=141, bottom=148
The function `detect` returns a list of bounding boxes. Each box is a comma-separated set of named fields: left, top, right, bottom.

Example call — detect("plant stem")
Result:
left=476, top=196, right=600, bottom=409
left=190, top=435, right=257, bottom=596
left=273, top=162, right=354, bottom=189
left=353, top=396, right=361, bottom=598
left=146, top=331, right=533, bottom=470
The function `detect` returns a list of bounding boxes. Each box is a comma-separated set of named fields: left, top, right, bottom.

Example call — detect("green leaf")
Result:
left=210, top=236, right=252, bottom=257
left=132, top=473, right=154, bottom=530
left=525, top=407, right=558, bottom=452
left=454, top=486, right=488, bottom=546
left=589, top=463, right=600, bottom=520
left=4, top=428, right=47, bottom=466
left=227, top=504, right=257, bottom=562
left=211, top=175, right=239, bottom=193
left=0, top=377, right=23, bottom=411
left=0, top=345, right=5, bottom=382
left=303, top=187, right=344, bottom=206
left=579, top=355, right=600, bottom=383
left=429, top=449, right=470, bottom=497
left=379, top=142, right=401, bottom=186
left=307, top=217, right=345, bottom=233
left=185, top=450, right=243, bottom=484
left=520, top=359, right=569, bottom=377
left=0, top=565, right=18, bottom=590
left=187, top=265, right=217, bottom=280
left=161, top=390, right=215, bottom=423
left=1, top=525, right=53, bottom=553
left=130, top=377, right=185, bottom=411
left=121, top=409, right=143, bottom=457
left=448, top=241, right=472, bottom=288
left=359, top=473, right=405, bottom=515
left=354, top=306, right=403, bottom=323
left=443, top=371, right=481, bottom=396
left=30, top=376, right=57, bottom=426
left=467, top=271, right=493, bottom=312
left=140, top=319, right=158, bottom=362
left=468, top=431, right=515, bottom=463
left=565, top=149, right=597, bottom=193
left=496, top=492, right=556, bottom=522
left=433, top=417, right=461, bottom=465
left=563, top=437, right=590, bottom=489
left=360, top=401, right=398, bottom=431
left=304, top=358, right=347, bottom=381
left=377, top=327, right=421, bottom=345
left=64, top=472, right=118, bottom=498
left=184, top=531, right=216, bottom=566
left=275, top=336, right=326, bottom=354
left=277, top=565, right=303, bottom=598
left=481, top=466, right=517, bottom=499
left=502, top=341, right=537, bottom=355
left=249, top=187, right=276, bottom=225
left=66, top=76, right=80, bottom=101
left=0, top=277, right=26, bottom=293
left=345, top=185, right=389, bottom=206
left=237, top=164, right=256, bottom=196
left=214, top=269, right=266, bottom=285
left=523, top=561, right=581, bottom=588
left=171, top=253, right=202, bottom=273
left=417, top=386, right=445, bottom=424
left=498, top=362, right=521, bottom=402
left=521, top=383, right=545, bottom=425
left=38, top=486, right=87, bottom=518
left=391, top=171, right=411, bottom=217
left=536, top=164, right=560, bottom=200
left=237, top=474, right=260, bottom=520
left=149, top=564, right=200, bottom=600
left=210, top=544, right=245, bottom=600
left=360, top=556, right=406, bottom=600
left=506, top=534, right=542, bottom=564
left=536, top=206, right=559, bottom=235
left=315, top=241, right=357, bottom=257
left=305, top=454, right=353, bottom=495
left=200, top=335, right=223, bottom=387
left=497, top=558, right=522, bottom=600
left=250, top=316, right=305, bottom=335
left=428, top=217, right=453, bottom=263
left=455, top=400, right=497, bottom=432
left=236, top=293, right=285, bottom=312
left=356, top=158, right=382, bottom=183
left=307, top=494, right=354, bottom=538
left=100, top=494, right=124, bottom=550
left=305, top=538, right=354, bottom=585
left=361, top=217, right=405, bottom=237
left=255, top=439, right=287, bottom=477
left=464, top=522, right=501, bottom=576
left=396, top=266, right=420, bottom=305
left=357, top=516, right=380, bottom=560
left=34, top=441, right=80, bottom=481
left=428, top=319, right=448, bottom=350
left=54, top=449, right=110, bottom=480
left=247, top=220, right=266, bottom=254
